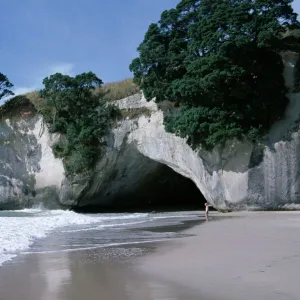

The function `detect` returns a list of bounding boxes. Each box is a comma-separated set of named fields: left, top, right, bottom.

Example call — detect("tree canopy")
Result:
left=0, top=73, right=14, bottom=101
left=130, top=0, right=300, bottom=149
left=40, top=72, right=118, bottom=174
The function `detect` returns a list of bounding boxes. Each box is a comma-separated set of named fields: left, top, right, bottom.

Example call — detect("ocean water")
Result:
left=0, top=208, right=201, bottom=266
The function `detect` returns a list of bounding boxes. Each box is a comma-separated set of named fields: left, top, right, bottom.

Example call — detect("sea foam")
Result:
left=0, top=209, right=148, bottom=266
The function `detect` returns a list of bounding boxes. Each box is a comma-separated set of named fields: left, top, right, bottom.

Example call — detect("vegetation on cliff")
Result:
left=0, top=73, right=14, bottom=101
left=0, top=74, right=24, bottom=120
left=95, top=78, right=140, bottom=101
left=39, top=72, right=119, bottom=175
left=0, top=75, right=142, bottom=174
left=130, top=0, right=300, bottom=149
left=0, top=95, right=36, bottom=120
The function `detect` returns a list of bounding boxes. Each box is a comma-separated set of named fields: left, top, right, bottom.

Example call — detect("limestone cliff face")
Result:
left=0, top=116, right=65, bottom=209
left=1, top=51, right=300, bottom=211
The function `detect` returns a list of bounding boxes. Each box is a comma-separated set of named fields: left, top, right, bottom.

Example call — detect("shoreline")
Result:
left=0, top=214, right=205, bottom=300
left=1, top=211, right=299, bottom=299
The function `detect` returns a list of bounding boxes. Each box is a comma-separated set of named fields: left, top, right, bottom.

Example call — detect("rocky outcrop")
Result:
left=0, top=99, right=204, bottom=210
left=59, top=95, right=204, bottom=210
left=0, top=116, right=64, bottom=209
left=1, top=51, right=300, bottom=211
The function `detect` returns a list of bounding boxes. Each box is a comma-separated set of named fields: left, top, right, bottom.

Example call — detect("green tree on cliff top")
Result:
left=130, top=0, right=300, bottom=149
left=40, top=72, right=118, bottom=174
left=0, top=73, right=14, bottom=101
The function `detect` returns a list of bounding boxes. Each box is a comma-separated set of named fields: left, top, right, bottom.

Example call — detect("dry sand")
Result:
left=1, top=212, right=300, bottom=300
left=138, top=211, right=300, bottom=300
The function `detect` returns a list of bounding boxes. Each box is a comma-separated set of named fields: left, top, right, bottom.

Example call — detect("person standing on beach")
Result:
left=204, top=202, right=211, bottom=221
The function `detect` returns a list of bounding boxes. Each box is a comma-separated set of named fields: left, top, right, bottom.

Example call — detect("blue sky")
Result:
left=1, top=0, right=180, bottom=97
left=0, top=0, right=299, bottom=98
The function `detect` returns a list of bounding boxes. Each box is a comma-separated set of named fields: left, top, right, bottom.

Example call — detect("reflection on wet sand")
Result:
left=0, top=245, right=201, bottom=300
left=40, top=251, right=71, bottom=300
left=59, top=247, right=201, bottom=300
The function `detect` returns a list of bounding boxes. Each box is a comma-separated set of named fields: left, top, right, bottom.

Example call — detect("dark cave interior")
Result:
left=75, top=162, right=208, bottom=213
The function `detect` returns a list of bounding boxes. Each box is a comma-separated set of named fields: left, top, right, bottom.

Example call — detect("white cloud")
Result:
left=48, top=63, right=74, bottom=76
left=4, top=63, right=74, bottom=101
left=12, top=86, right=37, bottom=97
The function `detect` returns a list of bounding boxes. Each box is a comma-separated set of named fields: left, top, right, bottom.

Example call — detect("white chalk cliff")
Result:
left=0, top=51, right=300, bottom=211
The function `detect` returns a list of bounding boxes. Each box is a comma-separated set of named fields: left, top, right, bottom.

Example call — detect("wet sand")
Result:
left=1, top=212, right=300, bottom=300
left=0, top=236, right=203, bottom=300
left=0, top=217, right=204, bottom=300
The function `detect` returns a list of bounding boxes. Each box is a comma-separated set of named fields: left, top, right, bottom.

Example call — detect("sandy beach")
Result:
left=1, top=212, right=300, bottom=300
left=139, top=212, right=300, bottom=300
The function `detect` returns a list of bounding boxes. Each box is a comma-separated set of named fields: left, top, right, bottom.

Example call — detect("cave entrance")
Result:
left=86, top=163, right=206, bottom=213
left=74, top=151, right=208, bottom=213
left=123, top=162, right=207, bottom=212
